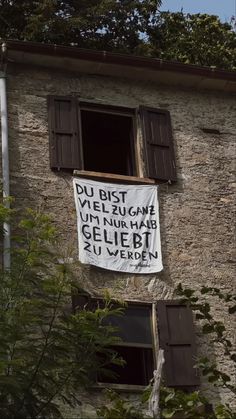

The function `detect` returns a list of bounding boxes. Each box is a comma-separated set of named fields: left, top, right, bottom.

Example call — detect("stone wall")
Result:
left=4, top=62, right=236, bottom=414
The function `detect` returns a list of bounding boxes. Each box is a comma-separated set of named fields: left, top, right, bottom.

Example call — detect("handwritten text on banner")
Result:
left=73, top=178, right=163, bottom=274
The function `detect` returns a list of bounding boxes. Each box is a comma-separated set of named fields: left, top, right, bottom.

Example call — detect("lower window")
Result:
left=98, top=304, right=154, bottom=386
left=72, top=295, right=200, bottom=390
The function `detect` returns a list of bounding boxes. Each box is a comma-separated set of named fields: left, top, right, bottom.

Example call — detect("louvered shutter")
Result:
left=157, top=300, right=200, bottom=388
left=48, top=96, right=82, bottom=170
left=140, top=107, right=176, bottom=181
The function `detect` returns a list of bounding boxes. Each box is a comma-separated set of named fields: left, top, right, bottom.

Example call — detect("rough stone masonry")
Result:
left=2, top=58, right=236, bottom=414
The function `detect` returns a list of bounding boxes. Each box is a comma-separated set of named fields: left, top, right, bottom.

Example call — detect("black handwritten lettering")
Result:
left=88, top=201, right=109, bottom=213
left=81, top=224, right=90, bottom=239
left=103, top=217, right=113, bottom=226
left=105, top=249, right=158, bottom=262
left=93, top=226, right=102, bottom=242
left=120, top=232, right=129, bottom=248
left=112, top=205, right=118, bottom=215
left=90, top=214, right=100, bottom=225
left=103, top=217, right=128, bottom=229
left=99, top=189, right=127, bottom=204
left=149, top=251, right=158, bottom=259
left=143, top=232, right=151, bottom=247
left=78, top=198, right=90, bottom=209
left=128, top=206, right=155, bottom=216
left=84, top=241, right=91, bottom=252
left=130, top=220, right=157, bottom=229
left=76, top=184, right=94, bottom=197
left=104, top=230, right=113, bottom=245
left=133, top=234, right=142, bottom=249
left=130, top=221, right=138, bottom=229
left=93, top=201, right=100, bottom=212
left=110, top=205, right=156, bottom=217
left=149, top=205, right=155, bottom=215
left=93, top=245, right=101, bottom=255
left=120, top=250, right=126, bottom=258
left=80, top=212, right=88, bottom=222
left=133, top=232, right=151, bottom=249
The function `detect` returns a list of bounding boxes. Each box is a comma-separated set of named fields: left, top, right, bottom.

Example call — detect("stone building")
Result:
left=0, top=40, right=235, bottom=416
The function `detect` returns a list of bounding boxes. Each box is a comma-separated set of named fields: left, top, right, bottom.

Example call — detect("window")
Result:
left=99, top=304, right=154, bottom=386
left=48, top=96, right=177, bottom=181
left=81, top=107, right=135, bottom=176
left=72, top=296, right=200, bottom=389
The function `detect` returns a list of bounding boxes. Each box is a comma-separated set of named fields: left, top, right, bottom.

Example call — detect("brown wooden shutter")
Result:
left=140, top=107, right=176, bottom=181
left=48, top=96, right=83, bottom=170
left=157, top=300, right=200, bottom=388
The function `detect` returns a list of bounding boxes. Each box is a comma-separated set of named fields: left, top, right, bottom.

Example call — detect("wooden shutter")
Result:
left=48, top=96, right=82, bottom=170
left=140, top=107, right=176, bottom=181
left=157, top=300, right=200, bottom=388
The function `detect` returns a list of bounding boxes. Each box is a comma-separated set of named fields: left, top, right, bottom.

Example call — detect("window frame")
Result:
left=72, top=295, right=200, bottom=391
left=72, top=295, right=157, bottom=390
left=78, top=102, right=138, bottom=177
left=48, top=95, right=177, bottom=182
left=98, top=301, right=156, bottom=389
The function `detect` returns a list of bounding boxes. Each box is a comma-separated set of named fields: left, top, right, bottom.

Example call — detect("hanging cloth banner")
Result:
left=73, top=177, right=163, bottom=274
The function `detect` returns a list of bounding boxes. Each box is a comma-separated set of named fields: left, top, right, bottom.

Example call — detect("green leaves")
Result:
left=0, top=0, right=162, bottom=54
left=174, top=282, right=236, bottom=417
left=0, top=205, right=124, bottom=418
left=97, top=389, right=147, bottom=419
left=160, top=387, right=208, bottom=419
left=148, top=11, right=236, bottom=70
left=215, top=404, right=236, bottom=419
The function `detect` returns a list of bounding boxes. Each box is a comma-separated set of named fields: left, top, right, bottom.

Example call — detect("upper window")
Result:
left=72, top=296, right=200, bottom=389
left=47, top=96, right=177, bottom=182
left=81, top=107, right=135, bottom=176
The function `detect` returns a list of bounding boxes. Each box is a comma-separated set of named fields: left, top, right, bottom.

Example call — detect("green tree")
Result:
left=1, top=2, right=236, bottom=69
left=0, top=0, right=161, bottom=53
left=147, top=12, right=236, bottom=70
left=0, top=203, right=124, bottom=418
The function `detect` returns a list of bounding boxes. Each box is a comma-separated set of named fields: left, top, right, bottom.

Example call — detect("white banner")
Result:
left=73, top=178, right=163, bottom=274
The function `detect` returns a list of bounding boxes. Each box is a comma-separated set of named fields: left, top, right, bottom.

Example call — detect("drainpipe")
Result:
left=0, top=44, right=10, bottom=270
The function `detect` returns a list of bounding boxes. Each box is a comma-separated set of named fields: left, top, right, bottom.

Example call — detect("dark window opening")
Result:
left=98, top=346, right=154, bottom=386
left=98, top=304, right=154, bottom=386
left=81, top=110, right=135, bottom=176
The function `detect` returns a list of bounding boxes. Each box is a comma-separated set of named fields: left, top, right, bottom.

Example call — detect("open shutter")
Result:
left=48, top=96, right=82, bottom=170
left=140, top=107, right=176, bottom=181
left=157, top=300, right=200, bottom=388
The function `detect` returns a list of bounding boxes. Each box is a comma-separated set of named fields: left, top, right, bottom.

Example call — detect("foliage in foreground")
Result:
left=97, top=284, right=236, bottom=419
left=1, top=199, right=235, bottom=418
left=0, top=205, right=123, bottom=418
left=97, top=386, right=236, bottom=419
left=97, top=389, right=146, bottom=419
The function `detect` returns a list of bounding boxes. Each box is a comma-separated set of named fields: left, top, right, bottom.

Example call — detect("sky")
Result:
left=160, top=0, right=236, bottom=23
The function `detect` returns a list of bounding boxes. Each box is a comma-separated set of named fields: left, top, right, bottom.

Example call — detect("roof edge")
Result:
left=2, top=39, right=236, bottom=82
